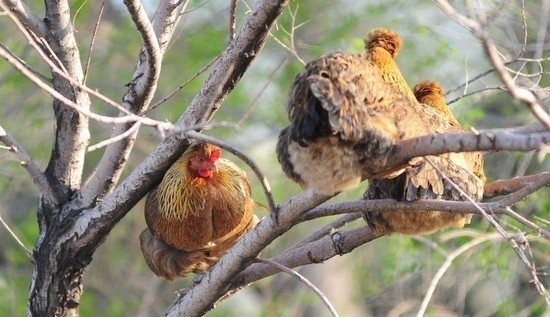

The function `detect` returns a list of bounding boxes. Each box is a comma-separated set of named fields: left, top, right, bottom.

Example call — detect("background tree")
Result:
left=0, top=0, right=548, bottom=316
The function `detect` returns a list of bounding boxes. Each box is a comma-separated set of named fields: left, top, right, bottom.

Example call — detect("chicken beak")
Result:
left=212, top=162, right=218, bottom=174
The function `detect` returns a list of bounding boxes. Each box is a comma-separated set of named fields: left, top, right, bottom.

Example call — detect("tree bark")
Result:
left=28, top=0, right=91, bottom=315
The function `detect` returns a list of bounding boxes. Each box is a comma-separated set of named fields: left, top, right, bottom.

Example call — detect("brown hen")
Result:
left=276, top=30, right=417, bottom=195
left=276, top=28, right=444, bottom=195
left=276, top=27, right=484, bottom=234
left=363, top=81, right=486, bottom=235
left=413, top=81, right=486, bottom=182
left=364, top=28, right=416, bottom=100
left=140, top=142, right=257, bottom=280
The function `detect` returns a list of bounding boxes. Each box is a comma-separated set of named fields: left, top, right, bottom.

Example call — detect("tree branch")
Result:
left=0, top=125, right=59, bottom=204
left=0, top=41, right=174, bottom=128
left=232, top=225, right=379, bottom=291
left=40, top=0, right=90, bottom=203
left=255, top=258, right=340, bottom=317
left=0, top=0, right=46, bottom=36
left=227, top=172, right=550, bottom=295
left=382, top=128, right=550, bottom=175
left=80, top=0, right=184, bottom=206
left=0, top=211, right=32, bottom=258
left=164, top=189, right=329, bottom=317
left=0, top=13, right=147, bottom=120
left=434, top=0, right=550, bottom=128
left=82, top=0, right=104, bottom=83
left=416, top=233, right=503, bottom=317
left=147, top=53, right=221, bottom=114
left=122, top=0, right=162, bottom=107
left=483, top=173, right=549, bottom=199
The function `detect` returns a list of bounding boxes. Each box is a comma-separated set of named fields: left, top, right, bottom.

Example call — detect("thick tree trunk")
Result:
left=28, top=203, right=88, bottom=317
left=27, top=0, right=90, bottom=314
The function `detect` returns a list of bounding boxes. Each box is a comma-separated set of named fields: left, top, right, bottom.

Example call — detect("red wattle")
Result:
left=198, top=169, right=211, bottom=178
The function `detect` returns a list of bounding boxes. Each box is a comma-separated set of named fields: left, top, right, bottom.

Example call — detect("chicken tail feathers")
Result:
left=364, top=156, right=484, bottom=235
left=139, top=229, right=217, bottom=281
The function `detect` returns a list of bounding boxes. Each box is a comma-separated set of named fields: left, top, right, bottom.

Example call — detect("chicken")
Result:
left=275, top=26, right=484, bottom=234
left=276, top=29, right=416, bottom=195
left=140, top=142, right=257, bottom=280
left=413, top=81, right=460, bottom=126
left=364, top=28, right=416, bottom=100
left=276, top=28, right=447, bottom=195
left=413, top=81, right=486, bottom=182
left=363, top=81, right=486, bottom=235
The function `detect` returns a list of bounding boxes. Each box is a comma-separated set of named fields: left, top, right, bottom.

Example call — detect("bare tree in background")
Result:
left=0, top=0, right=548, bottom=316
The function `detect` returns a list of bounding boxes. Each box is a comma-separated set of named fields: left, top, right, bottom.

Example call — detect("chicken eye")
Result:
left=197, top=157, right=204, bottom=163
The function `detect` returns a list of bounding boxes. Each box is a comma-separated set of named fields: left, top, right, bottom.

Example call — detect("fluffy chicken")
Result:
left=276, top=29, right=420, bottom=195
left=140, top=142, right=257, bottom=280
left=276, top=27, right=484, bottom=234
left=276, top=28, right=453, bottom=194
left=363, top=81, right=486, bottom=235
left=413, top=81, right=485, bottom=182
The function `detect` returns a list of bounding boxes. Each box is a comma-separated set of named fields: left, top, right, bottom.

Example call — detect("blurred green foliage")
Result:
left=0, top=0, right=549, bottom=316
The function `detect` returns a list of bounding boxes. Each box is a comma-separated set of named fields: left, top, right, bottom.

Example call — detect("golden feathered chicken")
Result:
left=363, top=81, right=486, bottom=235
left=140, top=142, right=257, bottom=280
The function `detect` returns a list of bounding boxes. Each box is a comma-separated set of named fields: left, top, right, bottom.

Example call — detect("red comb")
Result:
left=209, top=148, right=221, bottom=163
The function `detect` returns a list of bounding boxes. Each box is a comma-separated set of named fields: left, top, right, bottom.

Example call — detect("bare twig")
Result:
left=255, top=257, right=340, bottom=317
left=123, top=0, right=162, bottom=107
left=416, top=233, right=502, bottom=317
left=523, top=236, right=550, bottom=305
left=87, top=122, right=141, bottom=152
left=83, top=0, right=105, bottom=83
left=229, top=0, right=237, bottom=41
left=0, top=42, right=51, bottom=83
left=0, top=212, right=32, bottom=258
left=238, top=54, right=289, bottom=125
left=0, top=10, right=169, bottom=127
left=385, top=129, right=550, bottom=175
left=258, top=2, right=306, bottom=65
left=446, top=60, right=518, bottom=98
left=504, top=207, right=549, bottom=244
left=534, top=0, right=550, bottom=60
left=0, top=46, right=166, bottom=126
left=434, top=0, right=550, bottom=128
left=0, top=125, right=59, bottom=204
left=0, top=0, right=46, bottom=36
left=482, top=36, right=550, bottom=128
left=484, top=172, right=550, bottom=199
left=146, top=53, right=221, bottom=114
left=519, top=0, right=528, bottom=57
